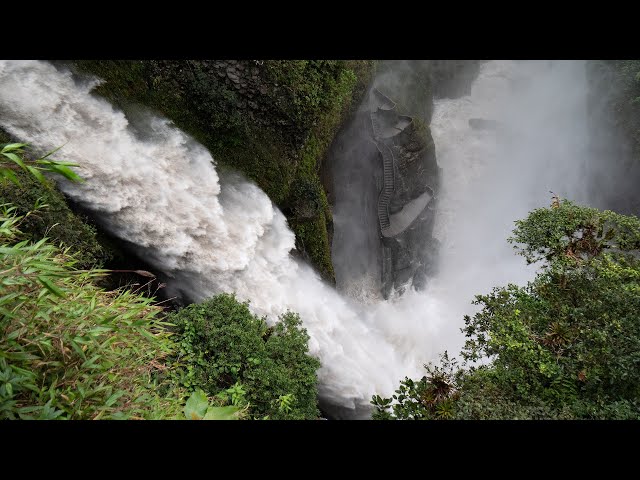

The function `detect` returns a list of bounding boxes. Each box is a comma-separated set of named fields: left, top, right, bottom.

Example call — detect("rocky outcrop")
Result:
left=368, top=88, right=440, bottom=298
left=69, top=60, right=478, bottom=294
left=328, top=61, right=447, bottom=299
left=428, top=60, right=483, bottom=99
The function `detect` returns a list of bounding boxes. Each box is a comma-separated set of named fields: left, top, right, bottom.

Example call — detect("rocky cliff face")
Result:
left=328, top=60, right=481, bottom=299
left=428, top=60, right=482, bottom=99
left=368, top=87, right=439, bottom=297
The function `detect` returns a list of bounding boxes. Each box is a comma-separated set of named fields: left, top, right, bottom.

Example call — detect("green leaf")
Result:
left=202, top=405, right=241, bottom=420
left=37, top=276, right=65, bottom=298
left=1, top=151, right=26, bottom=168
left=105, top=391, right=126, bottom=407
left=0, top=168, right=20, bottom=186
left=26, top=166, right=46, bottom=184
left=44, top=163, right=83, bottom=183
left=38, top=144, right=65, bottom=161
left=81, top=355, right=101, bottom=369
left=0, top=307, right=18, bottom=320
left=1, top=143, right=27, bottom=152
left=184, top=389, right=209, bottom=420
left=4, top=351, right=39, bottom=361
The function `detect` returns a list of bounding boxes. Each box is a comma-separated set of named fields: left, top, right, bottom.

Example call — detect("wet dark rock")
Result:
left=328, top=61, right=442, bottom=300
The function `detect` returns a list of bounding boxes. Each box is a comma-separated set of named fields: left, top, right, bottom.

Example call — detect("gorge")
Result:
left=1, top=59, right=638, bottom=419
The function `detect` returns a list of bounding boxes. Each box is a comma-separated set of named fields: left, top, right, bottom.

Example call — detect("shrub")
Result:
left=0, top=203, right=183, bottom=419
left=170, top=293, right=321, bottom=420
left=373, top=199, right=640, bottom=419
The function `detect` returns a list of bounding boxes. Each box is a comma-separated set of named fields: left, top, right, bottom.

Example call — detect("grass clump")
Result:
left=0, top=203, right=184, bottom=419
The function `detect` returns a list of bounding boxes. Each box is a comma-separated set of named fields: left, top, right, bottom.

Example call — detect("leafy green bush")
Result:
left=0, top=203, right=184, bottom=419
left=183, top=389, right=245, bottom=420
left=170, top=293, right=321, bottom=420
left=373, top=200, right=640, bottom=420
left=372, top=352, right=460, bottom=420
left=264, top=60, right=358, bottom=132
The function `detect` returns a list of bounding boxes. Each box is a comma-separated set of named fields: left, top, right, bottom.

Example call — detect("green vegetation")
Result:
left=0, top=134, right=114, bottom=269
left=183, top=389, right=245, bottom=420
left=0, top=203, right=322, bottom=420
left=169, top=293, right=321, bottom=420
left=14, top=62, right=640, bottom=421
left=1, top=151, right=322, bottom=420
left=71, top=60, right=375, bottom=281
left=0, top=142, right=82, bottom=185
left=0, top=202, right=184, bottom=419
left=373, top=199, right=640, bottom=419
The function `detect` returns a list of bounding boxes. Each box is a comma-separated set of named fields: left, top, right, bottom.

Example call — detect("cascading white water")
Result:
left=430, top=60, right=590, bottom=303
left=0, top=60, right=408, bottom=417
left=0, top=60, right=593, bottom=418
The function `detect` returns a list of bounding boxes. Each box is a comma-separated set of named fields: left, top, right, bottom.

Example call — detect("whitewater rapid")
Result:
left=0, top=60, right=592, bottom=417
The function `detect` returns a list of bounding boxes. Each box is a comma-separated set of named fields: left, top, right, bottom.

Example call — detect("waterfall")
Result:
left=428, top=60, right=591, bottom=316
left=0, top=60, right=595, bottom=418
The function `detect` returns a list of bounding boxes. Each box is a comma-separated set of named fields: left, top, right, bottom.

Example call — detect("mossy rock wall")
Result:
left=72, top=60, right=375, bottom=283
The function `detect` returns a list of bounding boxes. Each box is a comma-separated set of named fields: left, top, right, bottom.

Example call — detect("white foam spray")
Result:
left=0, top=60, right=594, bottom=417
left=358, top=61, right=593, bottom=372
